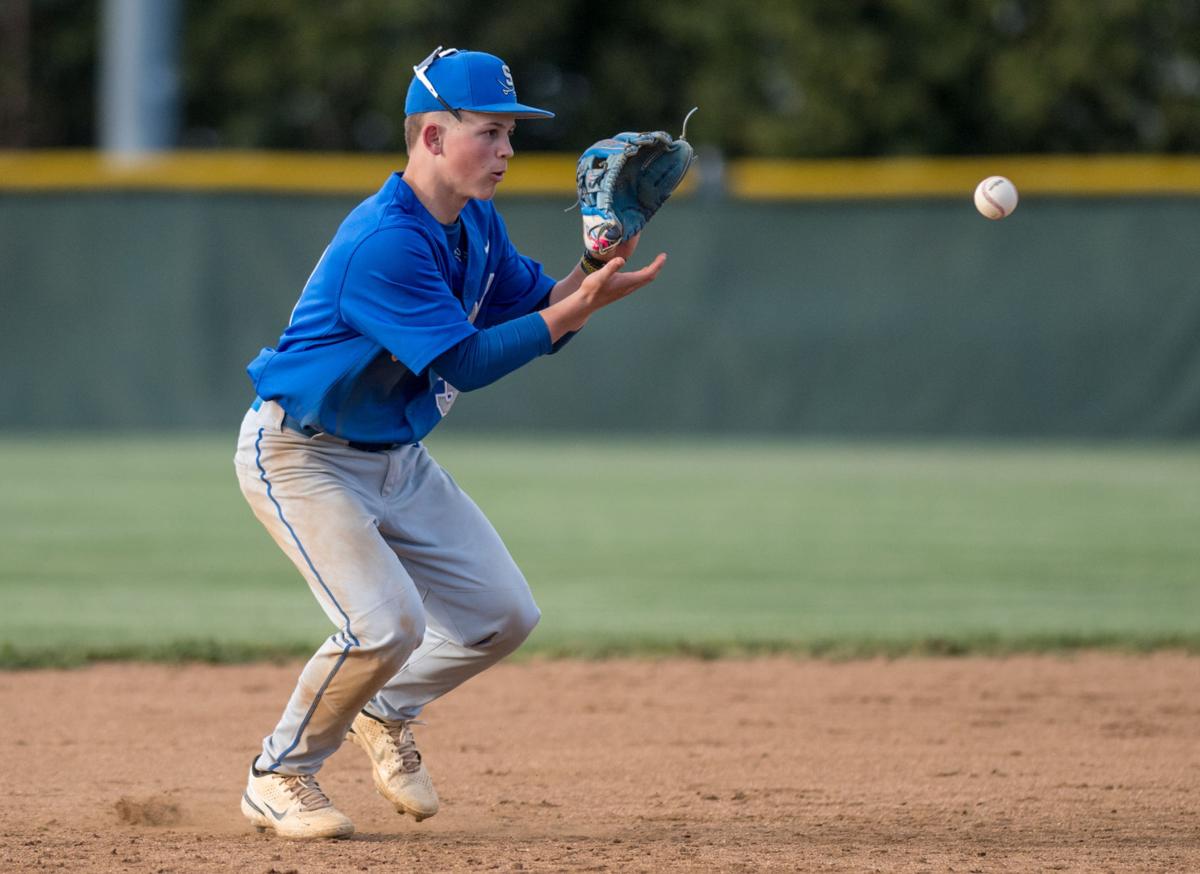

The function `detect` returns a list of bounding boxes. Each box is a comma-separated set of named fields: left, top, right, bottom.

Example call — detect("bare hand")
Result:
left=540, top=243, right=668, bottom=339
left=580, top=251, right=667, bottom=311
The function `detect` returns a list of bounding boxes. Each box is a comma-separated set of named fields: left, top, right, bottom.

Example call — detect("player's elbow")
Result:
left=437, top=366, right=489, bottom=393
left=431, top=339, right=493, bottom=393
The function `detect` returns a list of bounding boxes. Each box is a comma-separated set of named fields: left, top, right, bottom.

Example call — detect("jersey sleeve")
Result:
left=481, top=210, right=557, bottom=325
left=339, top=226, right=477, bottom=375
left=431, top=311, right=551, bottom=392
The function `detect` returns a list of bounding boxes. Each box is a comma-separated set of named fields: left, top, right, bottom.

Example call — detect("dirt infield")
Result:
left=2, top=654, right=1197, bottom=872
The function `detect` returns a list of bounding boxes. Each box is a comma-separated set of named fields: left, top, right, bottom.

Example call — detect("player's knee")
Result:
left=386, top=612, right=426, bottom=664
left=471, top=592, right=539, bottom=652
left=509, top=598, right=541, bottom=643
left=355, top=604, right=425, bottom=670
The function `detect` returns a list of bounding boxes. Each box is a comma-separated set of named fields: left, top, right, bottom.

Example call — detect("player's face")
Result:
left=443, top=113, right=517, bottom=201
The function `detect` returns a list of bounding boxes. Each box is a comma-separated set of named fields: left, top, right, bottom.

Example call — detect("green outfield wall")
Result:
left=2, top=164, right=1198, bottom=437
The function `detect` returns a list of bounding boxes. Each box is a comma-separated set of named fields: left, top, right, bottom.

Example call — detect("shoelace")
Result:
left=281, top=773, right=333, bottom=811
left=384, top=720, right=423, bottom=773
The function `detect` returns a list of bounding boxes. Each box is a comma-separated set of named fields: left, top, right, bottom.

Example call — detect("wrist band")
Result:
left=579, top=251, right=607, bottom=275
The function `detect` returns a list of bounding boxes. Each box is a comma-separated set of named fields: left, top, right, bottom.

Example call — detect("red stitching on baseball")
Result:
left=981, top=183, right=1007, bottom=217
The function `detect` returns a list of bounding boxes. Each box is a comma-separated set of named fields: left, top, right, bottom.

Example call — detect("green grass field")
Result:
left=2, top=434, right=1198, bottom=666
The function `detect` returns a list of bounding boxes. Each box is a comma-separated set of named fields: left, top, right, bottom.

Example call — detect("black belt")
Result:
left=279, top=412, right=400, bottom=453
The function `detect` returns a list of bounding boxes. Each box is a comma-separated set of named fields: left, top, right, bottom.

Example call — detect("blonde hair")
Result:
left=404, top=113, right=427, bottom=154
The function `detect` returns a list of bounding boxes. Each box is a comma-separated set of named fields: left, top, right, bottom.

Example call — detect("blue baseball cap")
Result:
left=405, top=47, right=554, bottom=119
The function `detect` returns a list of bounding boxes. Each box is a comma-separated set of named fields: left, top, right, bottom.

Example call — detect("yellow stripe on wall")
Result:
left=729, top=156, right=1200, bottom=199
left=0, top=150, right=581, bottom=195
left=2, top=150, right=1199, bottom=197
left=0, top=150, right=401, bottom=193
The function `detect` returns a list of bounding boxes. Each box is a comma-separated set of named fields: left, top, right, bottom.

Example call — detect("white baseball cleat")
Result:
left=347, top=712, right=440, bottom=821
left=240, top=761, right=355, bottom=840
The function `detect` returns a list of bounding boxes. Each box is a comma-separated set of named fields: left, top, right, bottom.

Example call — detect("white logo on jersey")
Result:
left=288, top=245, right=331, bottom=326
left=438, top=269, right=494, bottom=415
left=498, top=65, right=515, bottom=95
left=435, top=379, right=459, bottom=417
left=468, top=272, right=496, bottom=324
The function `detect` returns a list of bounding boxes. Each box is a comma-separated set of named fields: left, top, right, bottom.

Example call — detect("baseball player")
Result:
left=232, top=47, right=665, bottom=839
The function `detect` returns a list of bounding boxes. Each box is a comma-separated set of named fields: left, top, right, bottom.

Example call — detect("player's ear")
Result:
left=422, top=121, right=445, bottom=155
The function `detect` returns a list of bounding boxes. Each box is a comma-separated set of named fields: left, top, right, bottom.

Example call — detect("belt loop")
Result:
left=258, top=398, right=287, bottom=432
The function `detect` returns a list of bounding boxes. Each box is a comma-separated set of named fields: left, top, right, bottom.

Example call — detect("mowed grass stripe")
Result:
left=1, top=435, right=1197, bottom=666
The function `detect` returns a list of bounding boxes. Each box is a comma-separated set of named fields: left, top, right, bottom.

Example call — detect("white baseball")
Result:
left=974, top=176, right=1019, bottom=220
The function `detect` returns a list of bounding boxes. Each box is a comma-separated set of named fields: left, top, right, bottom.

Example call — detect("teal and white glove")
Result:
left=575, top=113, right=696, bottom=273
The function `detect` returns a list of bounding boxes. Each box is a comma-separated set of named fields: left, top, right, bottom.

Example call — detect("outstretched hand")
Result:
left=540, top=236, right=669, bottom=340
left=580, top=251, right=667, bottom=310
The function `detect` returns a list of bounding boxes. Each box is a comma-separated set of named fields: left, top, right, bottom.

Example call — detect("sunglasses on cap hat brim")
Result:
left=413, top=46, right=464, bottom=122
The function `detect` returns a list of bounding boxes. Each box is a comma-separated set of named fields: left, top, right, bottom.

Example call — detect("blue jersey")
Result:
left=248, top=174, right=557, bottom=444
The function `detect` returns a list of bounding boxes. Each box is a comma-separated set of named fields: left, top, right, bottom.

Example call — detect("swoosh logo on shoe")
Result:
left=245, top=791, right=288, bottom=821
left=262, top=801, right=288, bottom=821
left=242, top=792, right=265, bottom=817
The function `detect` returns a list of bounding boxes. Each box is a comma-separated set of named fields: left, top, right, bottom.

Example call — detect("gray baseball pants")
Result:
left=233, top=400, right=540, bottom=775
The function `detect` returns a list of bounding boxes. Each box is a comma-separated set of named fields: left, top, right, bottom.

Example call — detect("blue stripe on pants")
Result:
left=254, top=426, right=359, bottom=769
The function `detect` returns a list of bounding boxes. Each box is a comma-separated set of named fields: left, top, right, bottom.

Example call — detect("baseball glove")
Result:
left=575, top=109, right=697, bottom=260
